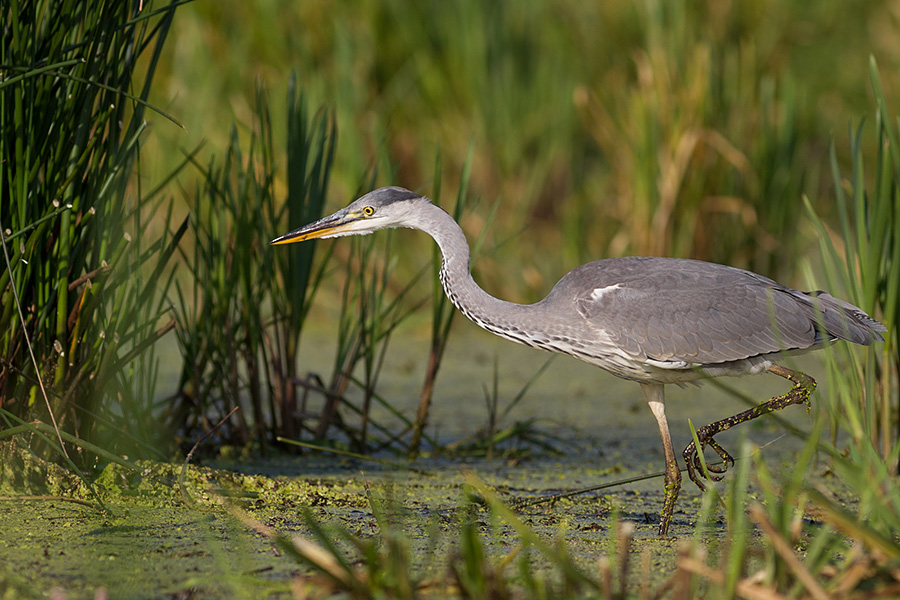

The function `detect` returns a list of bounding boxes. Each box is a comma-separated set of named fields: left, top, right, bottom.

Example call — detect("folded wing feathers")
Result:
left=568, top=258, right=885, bottom=367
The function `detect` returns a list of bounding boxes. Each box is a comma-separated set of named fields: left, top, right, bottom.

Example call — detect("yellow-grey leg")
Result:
left=683, top=364, right=816, bottom=490
left=642, top=383, right=681, bottom=537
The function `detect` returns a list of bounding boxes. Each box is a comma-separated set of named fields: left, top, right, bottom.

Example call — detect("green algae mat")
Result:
left=0, top=445, right=721, bottom=599
left=3, top=430, right=846, bottom=600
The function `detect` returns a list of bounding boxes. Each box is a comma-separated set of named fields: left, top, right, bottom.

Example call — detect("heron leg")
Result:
left=683, top=364, right=816, bottom=490
left=642, top=383, right=681, bottom=537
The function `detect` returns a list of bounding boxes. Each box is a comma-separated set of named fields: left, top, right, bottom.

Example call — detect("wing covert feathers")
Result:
left=557, top=257, right=885, bottom=367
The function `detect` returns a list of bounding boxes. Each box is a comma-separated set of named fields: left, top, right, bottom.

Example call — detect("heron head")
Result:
left=269, top=186, right=427, bottom=245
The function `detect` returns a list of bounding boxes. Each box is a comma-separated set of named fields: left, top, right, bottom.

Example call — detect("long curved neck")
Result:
left=414, top=201, right=537, bottom=342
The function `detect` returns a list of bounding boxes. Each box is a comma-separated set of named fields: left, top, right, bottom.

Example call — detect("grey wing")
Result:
left=561, top=257, right=826, bottom=366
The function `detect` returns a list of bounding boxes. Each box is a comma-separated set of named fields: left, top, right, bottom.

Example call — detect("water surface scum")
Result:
left=0, top=423, right=850, bottom=600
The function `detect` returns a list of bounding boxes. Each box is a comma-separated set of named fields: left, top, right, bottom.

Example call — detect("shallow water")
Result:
left=298, top=321, right=825, bottom=458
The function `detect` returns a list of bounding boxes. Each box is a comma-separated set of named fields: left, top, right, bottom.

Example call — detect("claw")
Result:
left=707, top=438, right=736, bottom=469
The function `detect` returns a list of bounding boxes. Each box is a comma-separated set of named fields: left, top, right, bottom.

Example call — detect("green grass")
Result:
left=804, top=59, right=899, bottom=459
left=1, top=0, right=187, bottom=464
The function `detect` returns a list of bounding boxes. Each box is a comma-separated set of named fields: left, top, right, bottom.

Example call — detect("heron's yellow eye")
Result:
left=363, top=206, right=375, bottom=216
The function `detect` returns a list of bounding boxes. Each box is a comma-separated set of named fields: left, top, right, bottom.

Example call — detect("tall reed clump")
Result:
left=1, top=0, right=187, bottom=463
left=806, top=58, right=899, bottom=460
left=173, top=70, right=502, bottom=454
left=173, top=77, right=437, bottom=453
left=171, top=76, right=334, bottom=448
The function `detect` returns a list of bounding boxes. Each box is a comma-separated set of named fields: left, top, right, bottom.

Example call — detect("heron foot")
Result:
left=683, top=430, right=736, bottom=490
left=682, top=365, right=816, bottom=492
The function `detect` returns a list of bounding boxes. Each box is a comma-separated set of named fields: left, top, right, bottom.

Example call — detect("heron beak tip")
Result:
left=269, top=232, right=310, bottom=245
left=270, top=219, right=348, bottom=245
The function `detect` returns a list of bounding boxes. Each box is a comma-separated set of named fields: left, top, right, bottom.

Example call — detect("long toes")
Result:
left=688, top=470, right=707, bottom=491
left=684, top=443, right=724, bottom=488
left=683, top=444, right=697, bottom=467
left=687, top=460, right=723, bottom=485
left=685, top=444, right=731, bottom=482
left=707, top=440, right=736, bottom=467
left=691, top=452, right=706, bottom=473
left=683, top=452, right=701, bottom=485
left=695, top=461, right=724, bottom=481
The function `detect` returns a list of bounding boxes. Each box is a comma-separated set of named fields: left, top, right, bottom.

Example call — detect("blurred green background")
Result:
left=150, top=0, right=900, bottom=296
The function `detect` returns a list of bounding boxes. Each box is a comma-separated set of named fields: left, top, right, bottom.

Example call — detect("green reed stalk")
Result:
left=1, top=0, right=188, bottom=463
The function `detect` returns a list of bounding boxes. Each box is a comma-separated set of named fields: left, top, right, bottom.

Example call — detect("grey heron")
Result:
left=271, top=186, right=886, bottom=536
